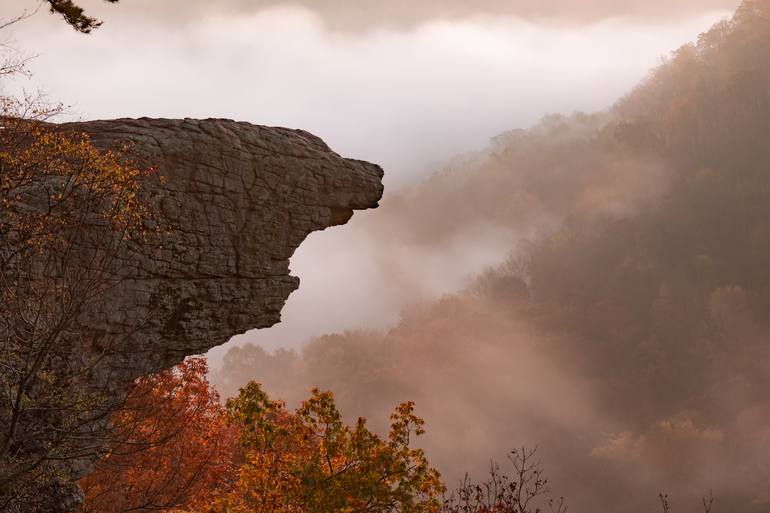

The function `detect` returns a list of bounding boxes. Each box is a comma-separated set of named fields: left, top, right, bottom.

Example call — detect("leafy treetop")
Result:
left=207, top=382, right=445, bottom=513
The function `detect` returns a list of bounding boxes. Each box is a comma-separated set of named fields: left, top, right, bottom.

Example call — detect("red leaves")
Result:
left=78, top=357, right=236, bottom=513
left=79, top=367, right=443, bottom=513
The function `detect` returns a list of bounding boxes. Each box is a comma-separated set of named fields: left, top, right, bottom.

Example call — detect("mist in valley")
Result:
left=212, top=3, right=770, bottom=511
left=7, top=1, right=770, bottom=511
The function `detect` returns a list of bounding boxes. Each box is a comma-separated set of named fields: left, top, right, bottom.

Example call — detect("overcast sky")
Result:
left=1, top=1, right=735, bottom=358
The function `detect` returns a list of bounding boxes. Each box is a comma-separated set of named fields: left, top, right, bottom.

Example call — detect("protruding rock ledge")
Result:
left=64, top=117, right=383, bottom=370
left=45, top=117, right=382, bottom=512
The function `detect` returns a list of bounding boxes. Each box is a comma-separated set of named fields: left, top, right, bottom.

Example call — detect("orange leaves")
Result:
left=213, top=383, right=444, bottom=513
left=78, top=370, right=442, bottom=513
left=78, top=357, right=236, bottom=513
left=0, top=123, right=159, bottom=253
left=0, top=107, right=164, bottom=510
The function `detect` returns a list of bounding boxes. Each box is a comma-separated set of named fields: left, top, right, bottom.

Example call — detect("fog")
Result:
left=212, top=4, right=770, bottom=511
left=1, top=2, right=729, bottom=357
left=7, top=3, right=770, bottom=511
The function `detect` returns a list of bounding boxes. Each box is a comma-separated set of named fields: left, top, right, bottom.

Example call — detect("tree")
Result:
left=46, top=0, right=120, bottom=33
left=206, top=382, right=444, bottom=513
left=658, top=491, right=714, bottom=513
left=1, top=1, right=119, bottom=34
left=441, top=448, right=566, bottom=513
left=0, top=52, right=161, bottom=511
left=78, top=357, right=236, bottom=513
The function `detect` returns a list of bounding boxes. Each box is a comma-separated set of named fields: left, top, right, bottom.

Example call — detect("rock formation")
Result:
left=26, top=117, right=383, bottom=511
left=69, top=117, right=383, bottom=371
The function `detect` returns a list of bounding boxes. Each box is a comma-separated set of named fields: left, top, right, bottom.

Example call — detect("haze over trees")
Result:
left=3, top=0, right=770, bottom=512
left=214, top=2, right=770, bottom=511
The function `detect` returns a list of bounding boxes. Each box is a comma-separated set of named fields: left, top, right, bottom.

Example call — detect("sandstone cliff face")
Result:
left=52, top=118, right=382, bottom=510
left=70, top=117, right=383, bottom=369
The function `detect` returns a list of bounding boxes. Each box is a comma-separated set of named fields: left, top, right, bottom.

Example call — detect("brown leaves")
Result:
left=78, top=369, right=443, bottom=513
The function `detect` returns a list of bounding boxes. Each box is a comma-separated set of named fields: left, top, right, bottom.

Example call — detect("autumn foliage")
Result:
left=212, top=382, right=444, bottom=513
left=78, top=357, right=235, bottom=513
left=0, top=122, right=155, bottom=248
left=0, top=96, right=161, bottom=510
left=78, top=362, right=443, bottom=513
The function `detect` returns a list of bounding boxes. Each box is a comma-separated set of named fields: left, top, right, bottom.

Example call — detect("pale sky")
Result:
left=0, top=1, right=735, bottom=360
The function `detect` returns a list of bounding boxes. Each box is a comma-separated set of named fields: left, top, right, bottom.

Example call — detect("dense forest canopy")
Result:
left=214, top=2, right=770, bottom=511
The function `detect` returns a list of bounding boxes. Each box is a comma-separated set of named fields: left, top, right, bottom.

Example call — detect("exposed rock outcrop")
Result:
left=68, top=117, right=383, bottom=370
left=39, top=118, right=383, bottom=511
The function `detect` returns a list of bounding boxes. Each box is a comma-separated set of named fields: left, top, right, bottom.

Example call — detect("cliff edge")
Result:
left=40, top=117, right=383, bottom=511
